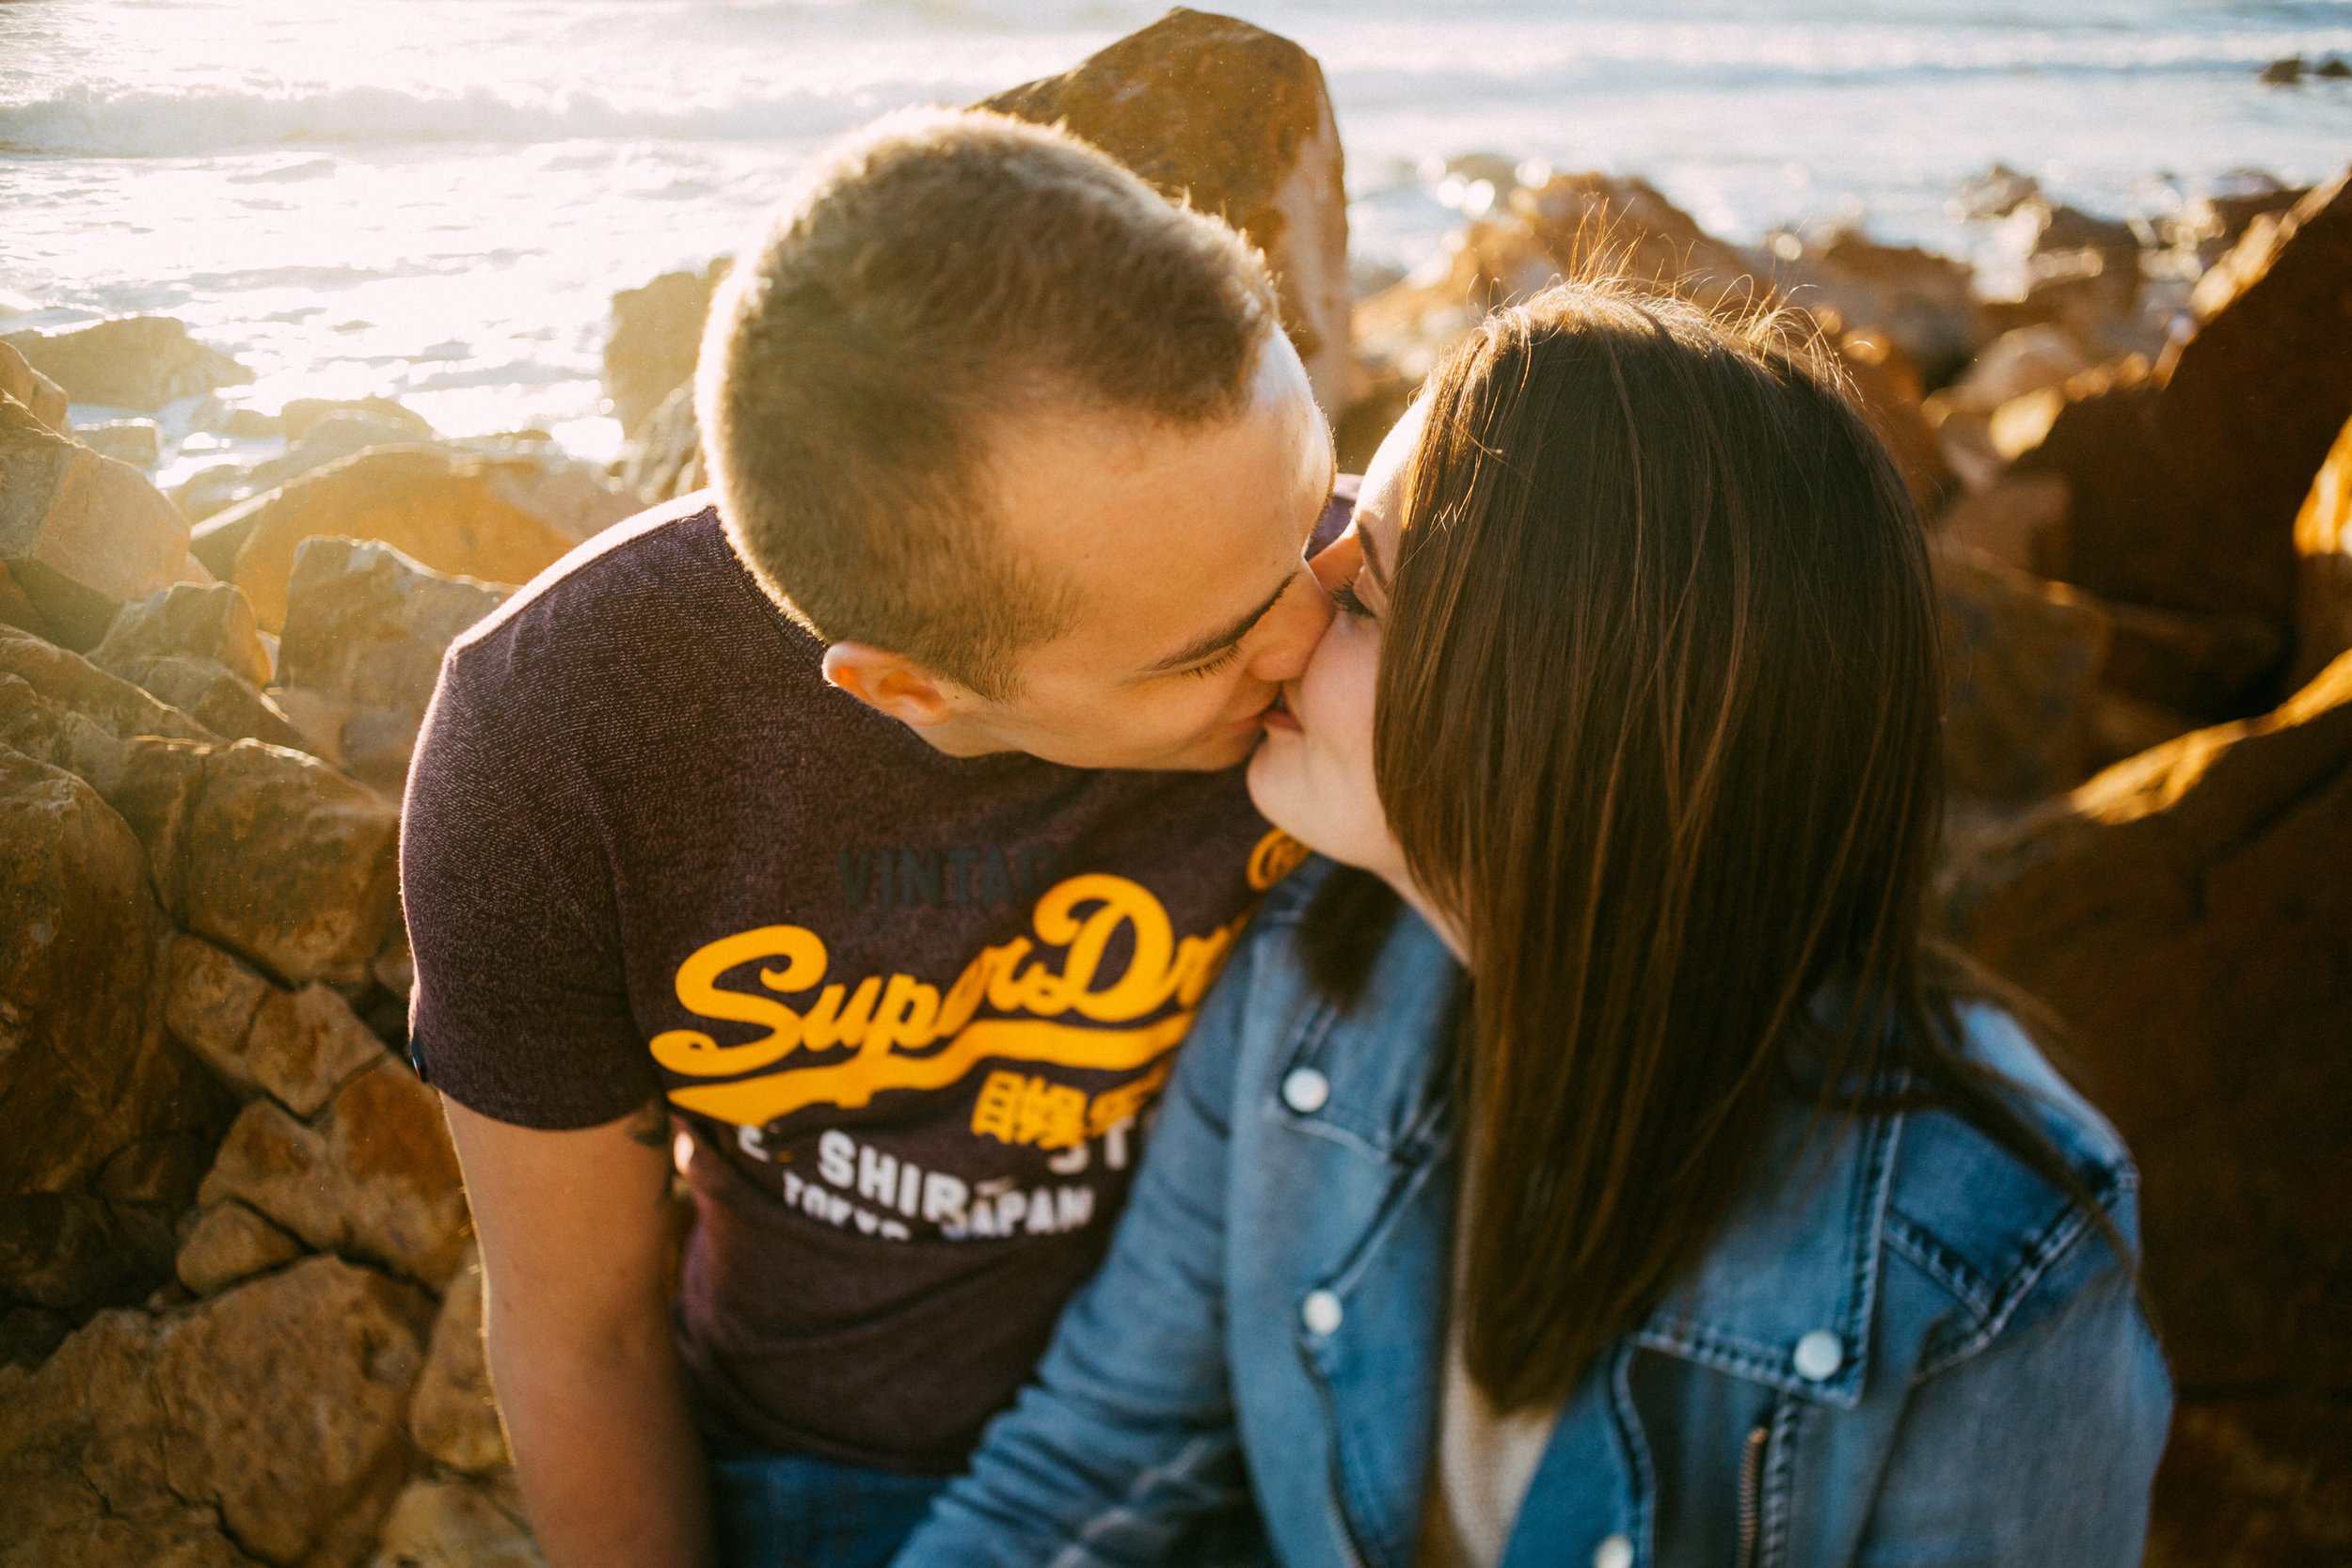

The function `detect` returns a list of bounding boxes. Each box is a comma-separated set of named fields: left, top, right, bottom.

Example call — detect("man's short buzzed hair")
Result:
left=699, top=108, right=1280, bottom=699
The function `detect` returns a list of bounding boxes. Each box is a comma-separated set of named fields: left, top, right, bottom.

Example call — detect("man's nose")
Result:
left=1247, top=565, right=1334, bottom=683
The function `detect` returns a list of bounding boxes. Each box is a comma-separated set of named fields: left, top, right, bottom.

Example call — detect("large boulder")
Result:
left=113, top=736, right=403, bottom=987
left=2015, top=166, right=2352, bottom=708
left=0, top=395, right=191, bottom=648
left=1934, top=545, right=2112, bottom=802
left=0, top=1256, right=434, bottom=1568
left=0, top=341, right=69, bottom=433
left=1942, top=650, right=2352, bottom=1388
left=603, top=261, right=728, bottom=439
left=2, top=317, right=251, bottom=412
left=2294, top=413, right=2352, bottom=688
left=0, top=746, right=227, bottom=1203
left=197, top=1059, right=468, bottom=1289
left=984, top=8, right=1351, bottom=418
left=275, top=537, right=514, bottom=791
left=220, top=446, right=573, bottom=632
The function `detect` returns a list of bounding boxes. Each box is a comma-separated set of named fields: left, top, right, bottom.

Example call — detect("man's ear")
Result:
left=821, top=642, right=967, bottom=727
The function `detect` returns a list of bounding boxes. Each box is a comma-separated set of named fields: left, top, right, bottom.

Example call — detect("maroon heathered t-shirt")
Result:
left=401, top=497, right=1307, bottom=1473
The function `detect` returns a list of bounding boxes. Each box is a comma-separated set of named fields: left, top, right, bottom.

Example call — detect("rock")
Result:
left=1515, top=172, right=1761, bottom=313
left=223, top=445, right=572, bottom=632
left=1764, top=228, right=1979, bottom=385
left=0, top=1305, right=72, bottom=1370
left=0, top=396, right=190, bottom=646
left=174, top=1200, right=305, bottom=1296
left=470, top=442, right=638, bottom=544
left=2142, top=172, right=2348, bottom=622
left=3, top=666, right=401, bottom=987
left=281, top=397, right=434, bottom=446
left=100, top=654, right=307, bottom=750
left=0, top=343, right=70, bottom=433
left=119, top=736, right=403, bottom=986
left=0, top=1193, right=178, bottom=1313
left=88, top=587, right=298, bottom=747
left=150, top=1257, right=432, bottom=1565
left=984, top=8, right=1352, bottom=417
left=617, top=384, right=704, bottom=502
left=0, top=564, right=56, bottom=641
left=1934, top=544, right=2112, bottom=801
left=2005, top=165, right=2352, bottom=694
left=166, top=935, right=386, bottom=1116
left=2144, top=1396, right=2352, bottom=1567
left=2293, top=414, right=2352, bottom=688
left=1931, top=324, right=2099, bottom=419
left=1942, top=649, right=2352, bottom=1392
left=77, top=419, right=160, bottom=468
left=275, top=536, right=512, bottom=789
left=278, top=536, right=511, bottom=715
left=408, top=1244, right=508, bottom=1473
left=1933, top=471, right=2070, bottom=574
left=0, top=1257, right=431, bottom=1566
left=2259, top=55, right=2304, bottom=86
left=1, top=317, right=251, bottom=412
left=0, top=626, right=221, bottom=801
left=94, top=1127, right=213, bottom=1210
left=91, top=581, right=274, bottom=686
left=0, top=1507, right=264, bottom=1568
left=2102, top=601, right=2286, bottom=717
left=2167, top=180, right=2312, bottom=271
left=372, top=1476, right=542, bottom=1568
left=603, top=261, right=729, bottom=439
left=198, top=1059, right=468, bottom=1287
left=1828, top=321, right=1953, bottom=513
left=0, top=746, right=229, bottom=1200
left=1352, top=174, right=1754, bottom=393
left=1955, top=164, right=2041, bottom=221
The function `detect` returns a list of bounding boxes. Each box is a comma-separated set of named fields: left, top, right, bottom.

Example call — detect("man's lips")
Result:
left=1260, top=691, right=1300, bottom=733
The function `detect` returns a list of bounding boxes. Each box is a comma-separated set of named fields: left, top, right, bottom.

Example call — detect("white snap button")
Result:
left=1301, top=1289, right=1343, bottom=1337
left=1793, top=1329, right=1844, bottom=1382
left=1593, top=1533, right=1633, bottom=1568
left=1281, top=1067, right=1330, bottom=1114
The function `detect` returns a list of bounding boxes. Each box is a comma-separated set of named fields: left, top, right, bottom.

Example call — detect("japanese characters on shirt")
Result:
left=655, top=826, right=1309, bottom=1246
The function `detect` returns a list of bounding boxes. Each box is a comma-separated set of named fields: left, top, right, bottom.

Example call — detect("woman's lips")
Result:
left=1260, top=691, right=1300, bottom=733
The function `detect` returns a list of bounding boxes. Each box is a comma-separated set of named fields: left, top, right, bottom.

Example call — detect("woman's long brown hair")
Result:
left=1302, top=281, right=2125, bottom=1413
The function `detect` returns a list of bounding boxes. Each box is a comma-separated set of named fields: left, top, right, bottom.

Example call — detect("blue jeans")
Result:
left=708, top=1446, right=948, bottom=1568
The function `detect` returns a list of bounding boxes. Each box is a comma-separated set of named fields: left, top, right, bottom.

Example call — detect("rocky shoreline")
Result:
left=3, top=11, right=2348, bottom=1566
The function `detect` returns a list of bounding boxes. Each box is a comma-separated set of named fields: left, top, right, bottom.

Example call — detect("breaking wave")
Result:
left=0, top=80, right=960, bottom=158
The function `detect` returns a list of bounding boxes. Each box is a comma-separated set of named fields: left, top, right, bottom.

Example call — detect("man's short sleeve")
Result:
left=401, top=635, right=661, bottom=1130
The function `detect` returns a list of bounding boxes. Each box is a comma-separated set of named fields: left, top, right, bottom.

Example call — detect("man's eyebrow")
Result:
left=1145, top=576, right=1294, bottom=673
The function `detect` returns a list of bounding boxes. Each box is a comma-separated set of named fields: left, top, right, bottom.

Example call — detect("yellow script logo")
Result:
left=650, top=874, right=1246, bottom=1128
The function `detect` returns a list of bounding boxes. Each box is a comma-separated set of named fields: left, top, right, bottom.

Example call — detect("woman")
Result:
left=893, top=283, right=2171, bottom=1568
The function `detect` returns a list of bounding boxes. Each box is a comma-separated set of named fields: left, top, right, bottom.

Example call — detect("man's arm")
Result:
left=443, top=1093, right=714, bottom=1568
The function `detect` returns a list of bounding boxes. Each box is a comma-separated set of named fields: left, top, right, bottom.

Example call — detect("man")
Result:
left=402, top=108, right=1337, bottom=1568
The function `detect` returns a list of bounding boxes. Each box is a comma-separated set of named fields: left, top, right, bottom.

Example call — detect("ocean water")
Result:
left=4, top=0, right=2351, bottom=483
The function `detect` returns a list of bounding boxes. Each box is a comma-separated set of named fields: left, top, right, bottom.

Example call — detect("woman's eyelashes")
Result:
left=1331, top=575, right=1375, bottom=620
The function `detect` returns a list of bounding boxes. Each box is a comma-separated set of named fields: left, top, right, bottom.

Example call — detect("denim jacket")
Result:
left=897, top=863, right=2171, bottom=1568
